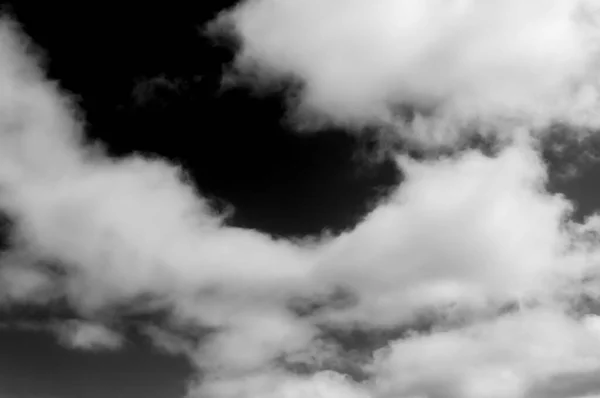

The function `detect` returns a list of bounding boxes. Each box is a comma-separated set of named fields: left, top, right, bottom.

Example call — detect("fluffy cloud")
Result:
left=0, top=17, right=323, bottom=388
left=3, top=3, right=600, bottom=398
left=215, top=0, right=600, bottom=146
left=315, top=141, right=585, bottom=327
left=368, top=309, right=600, bottom=398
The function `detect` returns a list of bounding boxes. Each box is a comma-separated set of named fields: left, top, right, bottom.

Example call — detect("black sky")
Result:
left=9, top=1, right=401, bottom=237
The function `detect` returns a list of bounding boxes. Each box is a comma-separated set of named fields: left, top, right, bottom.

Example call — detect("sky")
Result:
left=5, top=1, right=600, bottom=398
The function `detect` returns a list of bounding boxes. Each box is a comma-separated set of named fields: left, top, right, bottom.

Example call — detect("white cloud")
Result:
left=314, top=142, right=590, bottom=327
left=195, top=371, right=370, bottom=398
left=0, top=13, right=322, bottom=385
left=2, top=5, right=600, bottom=398
left=368, top=309, right=600, bottom=398
left=216, top=0, right=600, bottom=147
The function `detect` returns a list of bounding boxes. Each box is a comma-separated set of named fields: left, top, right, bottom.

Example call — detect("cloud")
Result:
left=214, top=0, right=600, bottom=147
left=181, top=140, right=600, bottom=398
left=315, top=141, right=585, bottom=327
left=0, top=14, right=321, bottom=391
left=197, top=371, right=369, bottom=398
left=2, top=4, right=600, bottom=398
left=56, top=320, right=124, bottom=351
left=0, top=253, right=56, bottom=304
left=0, top=18, right=319, bottom=319
left=368, top=309, right=600, bottom=398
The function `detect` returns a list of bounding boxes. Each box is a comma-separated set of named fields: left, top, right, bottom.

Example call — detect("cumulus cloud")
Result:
left=315, top=141, right=585, bottom=327
left=0, top=16, right=334, bottom=397
left=215, top=0, right=600, bottom=147
left=368, top=309, right=600, bottom=398
left=3, top=3, right=600, bottom=398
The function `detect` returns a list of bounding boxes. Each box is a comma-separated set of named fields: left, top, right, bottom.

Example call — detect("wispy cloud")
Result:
left=55, top=320, right=123, bottom=351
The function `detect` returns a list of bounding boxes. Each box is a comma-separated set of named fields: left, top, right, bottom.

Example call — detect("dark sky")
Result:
left=1, top=2, right=600, bottom=398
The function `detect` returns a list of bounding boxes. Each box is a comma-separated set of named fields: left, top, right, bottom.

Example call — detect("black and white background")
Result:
left=2, top=1, right=600, bottom=398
